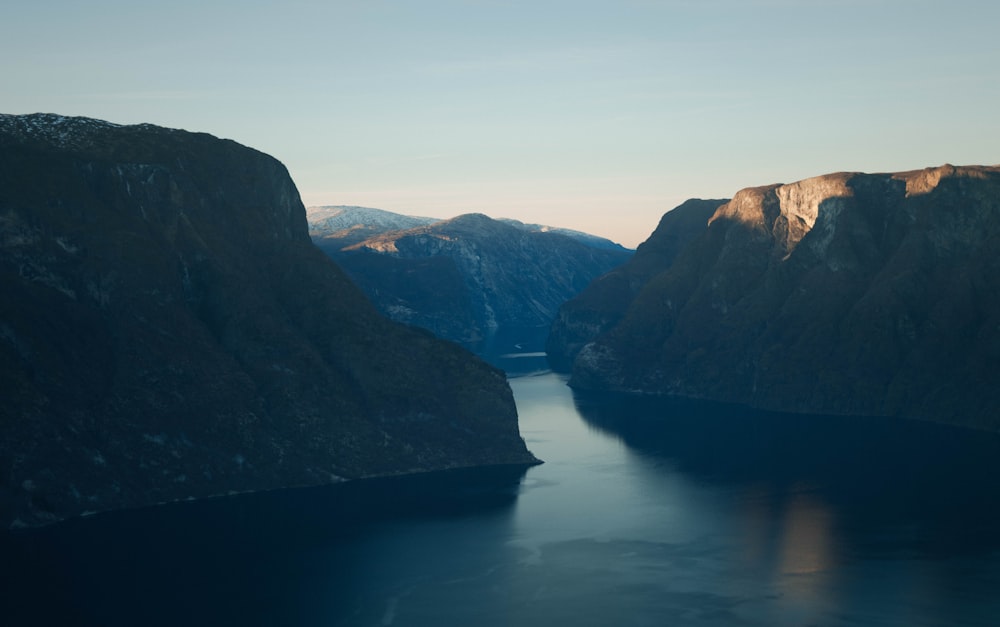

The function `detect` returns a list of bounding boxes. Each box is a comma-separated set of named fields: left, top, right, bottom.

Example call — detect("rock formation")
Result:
left=0, top=113, right=538, bottom=528
left=566, top=165, right=1000, bottom=431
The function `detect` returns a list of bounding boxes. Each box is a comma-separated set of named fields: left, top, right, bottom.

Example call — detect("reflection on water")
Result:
left=4, top=371, right=1000, bottom=626
left=736, top=488, right=837, bottom=581
left=566, top=377, right=1000, bottom=625
left=571, top=384, right=1000, bottom=554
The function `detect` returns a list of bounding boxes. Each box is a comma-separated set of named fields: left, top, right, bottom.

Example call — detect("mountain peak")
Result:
left=305, top=205, right=438, bottom=249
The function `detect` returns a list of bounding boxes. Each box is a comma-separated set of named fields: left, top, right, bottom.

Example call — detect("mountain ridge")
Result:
left=546, top=198, right=727, bottom=370
left=310, top=207, right=633, bottom=357
left=308, top=205, right=629, bottom=251
left=307, top=205, right=439, bottom=248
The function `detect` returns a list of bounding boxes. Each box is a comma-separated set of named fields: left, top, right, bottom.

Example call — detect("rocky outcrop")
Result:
left=569, top=165, right=1000, bottom=431
left=0, top=114, right=538, bottom=529
left=312, top=211, right=633, bottom=357
left=546, top=199, right=726, bottom=370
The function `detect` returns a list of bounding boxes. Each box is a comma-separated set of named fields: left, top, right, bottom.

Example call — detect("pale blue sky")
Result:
left=4, top=0, right=998, bottom=246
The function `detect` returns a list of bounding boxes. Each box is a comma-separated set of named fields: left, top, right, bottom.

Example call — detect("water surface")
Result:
left=4, top=372, right=1000, bottom=626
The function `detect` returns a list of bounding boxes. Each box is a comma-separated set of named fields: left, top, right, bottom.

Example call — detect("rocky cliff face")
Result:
left=569, top=165, right=1000, bottom=431
left=0, top=113, right=537, bottom=529
left=312, top=211, right=633, bottom=356
left=546, top=199, right=726, bottom=370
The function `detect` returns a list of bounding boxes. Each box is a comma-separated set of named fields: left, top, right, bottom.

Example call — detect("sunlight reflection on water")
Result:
left=502, top=372, right=1000, bottom=627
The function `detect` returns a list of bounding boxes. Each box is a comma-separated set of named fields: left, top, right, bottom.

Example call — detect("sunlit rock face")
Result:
left=311, top=210, right=633, bottom=353
left=0, top=114, right=537, bottom=529
left=569, top=165, right=1000, bottom=431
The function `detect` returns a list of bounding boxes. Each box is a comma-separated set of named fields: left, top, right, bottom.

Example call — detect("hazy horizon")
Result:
left=5, top=0, right=998, bottom=247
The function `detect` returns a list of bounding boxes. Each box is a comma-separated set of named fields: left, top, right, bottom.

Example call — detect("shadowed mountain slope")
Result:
left=311, top=210, right=633, bottom=357
left=0, top=114, right=537, bottom=528
left=546, top=199, right=727, bottom=370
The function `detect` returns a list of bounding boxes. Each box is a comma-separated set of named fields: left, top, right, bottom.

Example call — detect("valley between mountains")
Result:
left=2, top=112, right=998, bottom=530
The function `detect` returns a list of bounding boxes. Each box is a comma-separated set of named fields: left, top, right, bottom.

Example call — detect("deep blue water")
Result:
left=4, top=371, right=1000, bottom=626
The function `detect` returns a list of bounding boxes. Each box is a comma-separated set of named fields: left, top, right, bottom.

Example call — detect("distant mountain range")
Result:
left=308, top=206, right=438, bottom=247
left=308, top=206, right=633, bottom=359
left=551, top=165, right=1000, bottom=431
left=309, top=205, right=630, bottom=251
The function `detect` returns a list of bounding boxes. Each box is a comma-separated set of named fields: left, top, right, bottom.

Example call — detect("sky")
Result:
left=3, top=0, right=998, bottom=248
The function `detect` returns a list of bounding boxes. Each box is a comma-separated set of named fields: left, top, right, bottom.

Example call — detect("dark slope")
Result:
left=0, top=114, right=537, bottom=528
left=546, top=199, right=726, bottom=370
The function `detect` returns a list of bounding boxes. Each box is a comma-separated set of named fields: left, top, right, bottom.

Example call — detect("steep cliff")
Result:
left=546, top=199, right=726, bottom=370
left=0, top=113, right=537, bottom=529
left=313, top=211, right=633, bottom=356
left=570, top=165, right=1000, bottom=431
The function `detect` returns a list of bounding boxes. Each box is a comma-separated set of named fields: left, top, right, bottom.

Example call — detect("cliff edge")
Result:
left=0, top=114, right=537, bottom=528
left=569, top=165, right=1000, bottom=431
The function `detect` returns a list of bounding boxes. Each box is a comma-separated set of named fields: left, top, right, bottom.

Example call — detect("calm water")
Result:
left=4, top=371, right=1000, bottom=626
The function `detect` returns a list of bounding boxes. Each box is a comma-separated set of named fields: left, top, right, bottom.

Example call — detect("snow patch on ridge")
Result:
left=0, top=113, right=124, bottom=149
left=306, top=205, right=438, bottom=236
